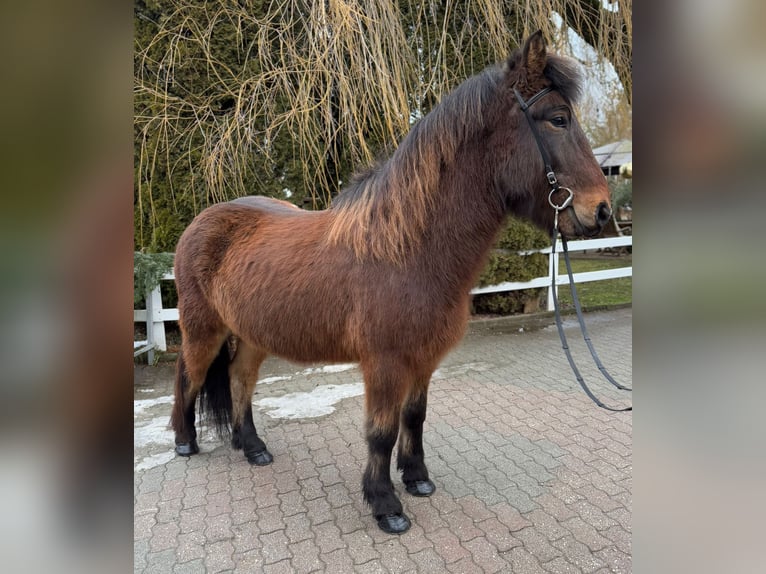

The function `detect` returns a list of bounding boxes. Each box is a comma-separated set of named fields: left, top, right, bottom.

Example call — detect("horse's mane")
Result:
left=327, top=47, right=582, bottom=263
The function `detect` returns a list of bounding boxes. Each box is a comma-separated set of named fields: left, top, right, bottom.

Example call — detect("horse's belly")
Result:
left=217, top=287, right=357, bottom=363
left=258, top=318, right=356, bottom=364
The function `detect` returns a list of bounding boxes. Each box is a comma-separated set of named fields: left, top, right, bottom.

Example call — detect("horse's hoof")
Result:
left=405, top=480, right=436, bottom=497
left=175, top=440, right=199, bottom=457
left=247, top=450, right=273, bottom=466
left=377, top=513, right=411, bottom=534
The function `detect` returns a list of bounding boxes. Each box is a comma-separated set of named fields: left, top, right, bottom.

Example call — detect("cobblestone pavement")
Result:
left=134, top=308, right=632, bottom=573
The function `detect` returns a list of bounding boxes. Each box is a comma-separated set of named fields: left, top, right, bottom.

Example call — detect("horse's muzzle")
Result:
left=567, top=199, right=612, bottom=237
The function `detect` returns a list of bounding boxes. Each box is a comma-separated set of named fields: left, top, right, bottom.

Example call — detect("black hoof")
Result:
left=377, top=513, right=411, bottom=534
left=247, top=450, right=273, bottom=466
left=175, top=440, right=199, bottom=457
left=405, top=480, right=436, bottom=497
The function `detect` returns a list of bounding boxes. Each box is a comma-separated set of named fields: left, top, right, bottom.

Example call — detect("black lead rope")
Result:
left=560, top=236, right=632, bottom=392
left=550, top=228, right=632, bottom=412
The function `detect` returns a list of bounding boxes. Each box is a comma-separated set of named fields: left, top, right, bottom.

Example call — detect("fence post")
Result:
left=145, top=284, right=155, bottom=364
left=141, top=283, right=168, bottom=364
left=546, top=241, right=559, bottom=311
left=148, top=284, right=167, bottom=353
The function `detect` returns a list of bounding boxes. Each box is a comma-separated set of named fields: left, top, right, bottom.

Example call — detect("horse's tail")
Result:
left=170, top=343, right=233, bottom=439
left=198, top=342, right=233, bottom=439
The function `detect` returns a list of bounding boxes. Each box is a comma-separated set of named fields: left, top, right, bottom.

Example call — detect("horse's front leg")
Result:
left=361, top=358, right=411, bottom=534
left=397, top=378, right=436, bottom=497
left=230, top=344, right=273, bottom=466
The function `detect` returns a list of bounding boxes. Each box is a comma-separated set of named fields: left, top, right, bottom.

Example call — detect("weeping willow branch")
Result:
left=134, top=0, right=631, bottom=251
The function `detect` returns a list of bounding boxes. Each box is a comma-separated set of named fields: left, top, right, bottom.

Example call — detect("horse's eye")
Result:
left=550, top=116, right=568, bottom=128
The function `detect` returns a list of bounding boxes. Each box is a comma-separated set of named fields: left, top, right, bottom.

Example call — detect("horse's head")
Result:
left=493, top=31, right=611, bottom=238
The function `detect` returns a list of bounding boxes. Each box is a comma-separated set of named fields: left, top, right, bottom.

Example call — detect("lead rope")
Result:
left=550, top=207, right=632, bottom=412
left=560, top=236, right=632, bottom=392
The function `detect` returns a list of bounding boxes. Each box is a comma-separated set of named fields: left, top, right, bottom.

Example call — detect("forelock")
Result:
left=544, top=55, right=584, bottom=104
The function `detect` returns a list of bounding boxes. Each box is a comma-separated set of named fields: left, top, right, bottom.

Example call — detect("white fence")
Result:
left=470, top=235, right=633, bottom=309
left=134, top=235, right=631, bottom=362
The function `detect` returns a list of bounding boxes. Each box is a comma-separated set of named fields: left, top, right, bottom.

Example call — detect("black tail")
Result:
left=170, top=342, right=231, bottom=439
left=199, top=343, right=233, bottom=439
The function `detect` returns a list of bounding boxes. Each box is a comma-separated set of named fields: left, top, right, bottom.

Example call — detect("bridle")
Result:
left=513, top=86, right=632, bottom=413
left=513, top=87, right=574, bottom=231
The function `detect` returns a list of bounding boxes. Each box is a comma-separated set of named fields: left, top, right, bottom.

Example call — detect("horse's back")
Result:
left=229, top=195, right=301, bottom=214
left=173, top=195, right=359, bottom=360
left=175, top=196, right=304, bottom=290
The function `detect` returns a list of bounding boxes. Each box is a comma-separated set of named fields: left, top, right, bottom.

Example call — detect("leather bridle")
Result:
left=513, top=87, right=574, bottom=230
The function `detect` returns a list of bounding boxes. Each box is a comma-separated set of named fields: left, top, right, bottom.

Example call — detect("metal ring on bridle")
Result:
left=548, top=187, right=573, bottom=211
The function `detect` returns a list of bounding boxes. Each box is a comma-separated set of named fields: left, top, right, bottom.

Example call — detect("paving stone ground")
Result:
left=134, top=308, right=632, bottom=573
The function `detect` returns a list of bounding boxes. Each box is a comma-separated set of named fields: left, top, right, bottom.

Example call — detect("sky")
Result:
left=550, top=11, right=626, bottom=136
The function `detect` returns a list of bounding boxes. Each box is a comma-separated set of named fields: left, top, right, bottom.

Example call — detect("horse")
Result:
left=170, top=31, right=612, bottom=534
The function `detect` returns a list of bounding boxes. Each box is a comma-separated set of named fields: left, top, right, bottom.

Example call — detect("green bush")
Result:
left=610, top=179, right=632, bottom=210
left=473, top=217, right=549, bottom=315
left=494, top=217, right=550, bottom=251
left=134, top=252, right=174, bottom=306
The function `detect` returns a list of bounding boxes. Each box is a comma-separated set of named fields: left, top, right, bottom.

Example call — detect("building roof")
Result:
left=592, top=139, right=632, bottom=176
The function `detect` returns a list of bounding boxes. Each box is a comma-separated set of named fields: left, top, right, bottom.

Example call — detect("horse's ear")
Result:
left=521, top=30, right=547, bottom=78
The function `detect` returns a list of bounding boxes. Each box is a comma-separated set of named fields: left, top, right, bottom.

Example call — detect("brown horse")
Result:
left=170, top=32, right=611, bottom=534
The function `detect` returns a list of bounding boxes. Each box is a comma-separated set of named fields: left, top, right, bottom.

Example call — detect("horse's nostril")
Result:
left=596, top=202, right=611, bottom=228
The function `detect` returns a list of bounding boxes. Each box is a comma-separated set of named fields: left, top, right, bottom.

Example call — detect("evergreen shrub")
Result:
left=134, top=252, right=174, bottom=306
left=473, top=216, right=549, bottom=315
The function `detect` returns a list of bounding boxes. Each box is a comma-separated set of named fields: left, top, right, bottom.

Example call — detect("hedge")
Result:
left=473, top=216, right=549, bottom=315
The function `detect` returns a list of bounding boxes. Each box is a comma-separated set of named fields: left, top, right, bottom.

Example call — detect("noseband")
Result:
left=514, top=86, right=632, bottom=413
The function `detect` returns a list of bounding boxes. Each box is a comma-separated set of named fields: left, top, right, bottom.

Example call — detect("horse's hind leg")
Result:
left=171, top=308, right=229, bottom=456
left=361, top=357, right=411, bottom=534
left=229, top=342, right=273, bottom=466
left=398, top=375, right=436, bottom=497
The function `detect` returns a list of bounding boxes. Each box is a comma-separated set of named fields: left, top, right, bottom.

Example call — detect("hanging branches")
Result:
left=134, top=0, right=631, bottom=251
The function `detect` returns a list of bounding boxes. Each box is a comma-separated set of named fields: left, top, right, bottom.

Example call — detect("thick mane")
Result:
left=328, top=66, right=503, bottom=263
left=327, top=45, right=583, bottom=264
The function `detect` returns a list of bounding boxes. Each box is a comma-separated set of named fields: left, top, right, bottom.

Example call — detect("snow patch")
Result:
left=134, top=415, right=173, bottom=448
left=257, top=383, right=364, bottom=419
left=259, top=375, right=292, bottom=385
left=134, top=395, right=174, bottom=415
left=135, top=451, right=175, bottom=472
left=300, top=363, right=357, bottom=376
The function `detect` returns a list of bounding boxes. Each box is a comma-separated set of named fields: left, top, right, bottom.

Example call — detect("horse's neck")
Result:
left=415, top=158, right=506, bottom=291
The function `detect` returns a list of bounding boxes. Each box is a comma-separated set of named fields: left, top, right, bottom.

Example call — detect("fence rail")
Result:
left=134, top=235, right=631, bottom=362
left=469, top=235, right=633, bottom=311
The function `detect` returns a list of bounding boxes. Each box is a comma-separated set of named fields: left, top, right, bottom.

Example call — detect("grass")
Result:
left=556, top=254, right=632, bottom=309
